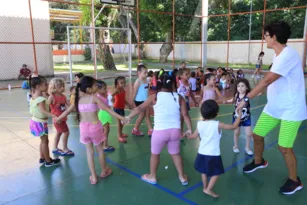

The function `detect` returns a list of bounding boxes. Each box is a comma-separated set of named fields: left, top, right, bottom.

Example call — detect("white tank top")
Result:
left=197, top=120, right=222, bottom=156
left=153, top=92, right=180, bottom=130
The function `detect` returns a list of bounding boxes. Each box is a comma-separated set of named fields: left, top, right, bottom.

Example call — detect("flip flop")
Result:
left=121, top=133, right=128, bottom=138
left=52, top=149, right=64, bottom=155
left=100, top=168, right=113, bottom=179
left=61, top=150, right=75, bottom=156
left=141, top=174, right=157, bottom=185
left=179, top=176, right=188, bottom=186
left=89, top=176, right=98, bottom=185
left=103, top=146, right=115, bottom=152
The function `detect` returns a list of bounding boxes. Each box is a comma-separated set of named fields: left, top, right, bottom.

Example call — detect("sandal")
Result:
left=61, top=150, right=75, bottom=156
left=121, top=133, right=128, bottom=138
left=179, top=175, right=188, bottom=186
left=104, top=146, right=115, bottom=152
left=52, top=149, right=64, bottom=155
left=100, top=168, right=113, bottom=179
left=141, top=174, right=157, bottom=185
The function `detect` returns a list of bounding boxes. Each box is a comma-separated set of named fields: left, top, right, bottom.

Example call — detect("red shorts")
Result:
left=53, top=121, right=69, bottom=133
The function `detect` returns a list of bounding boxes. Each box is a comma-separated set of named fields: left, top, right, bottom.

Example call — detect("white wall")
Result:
left=0, top=0, right=53, bottom=80
left=143, top=39, right=306, bottom=65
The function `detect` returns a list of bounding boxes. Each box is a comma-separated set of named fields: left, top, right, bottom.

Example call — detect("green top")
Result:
left=30, top=96, right=49, bottom=122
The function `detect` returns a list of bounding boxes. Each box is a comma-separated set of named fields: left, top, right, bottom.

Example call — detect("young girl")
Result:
left=112, top=76, right=132, bottom=143
left=29, top=75, right=61, bottom=167
left=219, top=73, right=227, bottom=90
left=147, top=70, right=153, bottom=89
left=131, top=64, right=153, bottom=136
left=252, top=51, right=264, bottom=79
left=125, top=73, right=192, bottom=185
left=200, top=74, right=229, bottom=104
left=56, top=76, right=128, bottom=184
left=48, top=78, right=74, bottom=156
left=227, top=79, right=253, bottom=155
left=237, top=69, right=245, bottom=79
left=177, top=68, right=198, bottom=137
left=96, top=80, right=114, bottom=152
left=188, top=100, right=242, bottom=198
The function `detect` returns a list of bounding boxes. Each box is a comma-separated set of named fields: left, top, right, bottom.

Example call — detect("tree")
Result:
left=139, top=0, right=200, bottom=63
left=79, top=0, right=117, bottom=70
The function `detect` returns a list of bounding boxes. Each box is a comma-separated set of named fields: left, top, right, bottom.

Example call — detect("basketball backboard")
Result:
left=100, top=0, right=135, bottom=7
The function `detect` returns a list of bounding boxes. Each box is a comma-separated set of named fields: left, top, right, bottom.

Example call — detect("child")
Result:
left=74, top=72, right=84, bottom=83
left=147, top=70, right=153, bottom=89
left=96, top=80, right=115, bottom=152
left=131, top=64, right=153, bottom=136
left=227, top=79, right=253, bottom=155
left=151, top=71, right=159, bottom=90
left=125, top=73, right=192, bottom=185
left=112, top=76, right=132, bottom=143
left=195, top=67, right=202, bottom=80
left=252, top=51, right=264, bottom=79
left=69, top=86, right=76, bottom=106
left=237, top=69, right=245, bottom=79
left=48, top=78, right=74, bottom=157
left=177, top=68, right=198, bottom=137
left=189, top=71, right=197, bottom=92
left=29, top=75, right=60, bottom=167
left=200, top=74, right=228, bottom=104
left=188, top=100, right=242, bottom=198
left=56, top=76, right=128, bottom=184
left=219, top=73, right=227, bottom=90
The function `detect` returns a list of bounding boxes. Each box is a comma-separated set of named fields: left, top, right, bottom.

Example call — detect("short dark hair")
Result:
left=200, top=100, right=219, bottom=120
left=96, top=80, right=107, bottom=89
left=74, top=72, right=84, bottom=78
left=114, top=76, right=125, bottom=86
left=191, top=71, right=196, bottom=77
left=137, top=64, right=147, bottom=72
left=264, top=21, right=291, bottom=44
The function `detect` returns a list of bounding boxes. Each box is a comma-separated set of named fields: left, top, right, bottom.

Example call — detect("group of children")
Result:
left=28, top=63, right=254, bottom=197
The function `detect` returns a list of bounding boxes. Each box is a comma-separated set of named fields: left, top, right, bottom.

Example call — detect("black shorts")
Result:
left=113, top=108, right=125, bottom=116
left=134, top=101, right=144, bottom=107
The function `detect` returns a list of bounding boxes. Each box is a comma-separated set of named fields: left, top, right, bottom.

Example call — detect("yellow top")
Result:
left=70, top=94, right=75, bottom=105
left=30, top=96, right=49, bottom=122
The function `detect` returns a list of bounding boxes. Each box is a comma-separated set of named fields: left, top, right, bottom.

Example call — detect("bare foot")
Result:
left=90, top=175, right=98, bottom=185
left=203, top=189, right=219, bottom=198
left=100, top=167, right=113, bottom=179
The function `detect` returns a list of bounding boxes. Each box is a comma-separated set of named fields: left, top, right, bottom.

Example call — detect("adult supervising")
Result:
left=238, top=21, right=307, bottom=195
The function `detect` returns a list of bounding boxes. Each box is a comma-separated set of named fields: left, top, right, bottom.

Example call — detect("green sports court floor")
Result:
left=0, top=77, right=306, bottom=205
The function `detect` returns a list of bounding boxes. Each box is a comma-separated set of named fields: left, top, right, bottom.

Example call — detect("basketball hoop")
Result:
left=99, top=0, right=135, bottom=7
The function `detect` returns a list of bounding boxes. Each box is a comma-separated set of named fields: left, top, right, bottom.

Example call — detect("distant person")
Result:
left=18, top=64, right=32, bottom=80
left=252, top=51, right=265, bottom=79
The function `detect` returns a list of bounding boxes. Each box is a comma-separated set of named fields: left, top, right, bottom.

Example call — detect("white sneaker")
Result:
left=233, top=146, right=240, bottom=153
left=256, top=75, right=260, bottom=79
left=245, top=148, right=253, bottom=156
left=251, top=75, right=254, bottom=79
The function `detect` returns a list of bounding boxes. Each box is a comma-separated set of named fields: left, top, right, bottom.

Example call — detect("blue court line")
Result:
left=105, top=158, right=197, bottom=205
left=178, top=125, right=307, bottom=196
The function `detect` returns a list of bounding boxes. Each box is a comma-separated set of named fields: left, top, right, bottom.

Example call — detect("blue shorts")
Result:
left=256, top=64, right=261, bottom=69
left=232, top=116, right=251, bottom=127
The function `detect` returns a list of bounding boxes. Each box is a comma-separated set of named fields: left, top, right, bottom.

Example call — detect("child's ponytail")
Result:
left=75, top=83, right=80, bottom=122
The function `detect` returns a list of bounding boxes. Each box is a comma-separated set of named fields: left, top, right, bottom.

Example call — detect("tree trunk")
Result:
left=98, top=29, right=117, bottom=70
left=159, top=32, right=173, bottom=63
